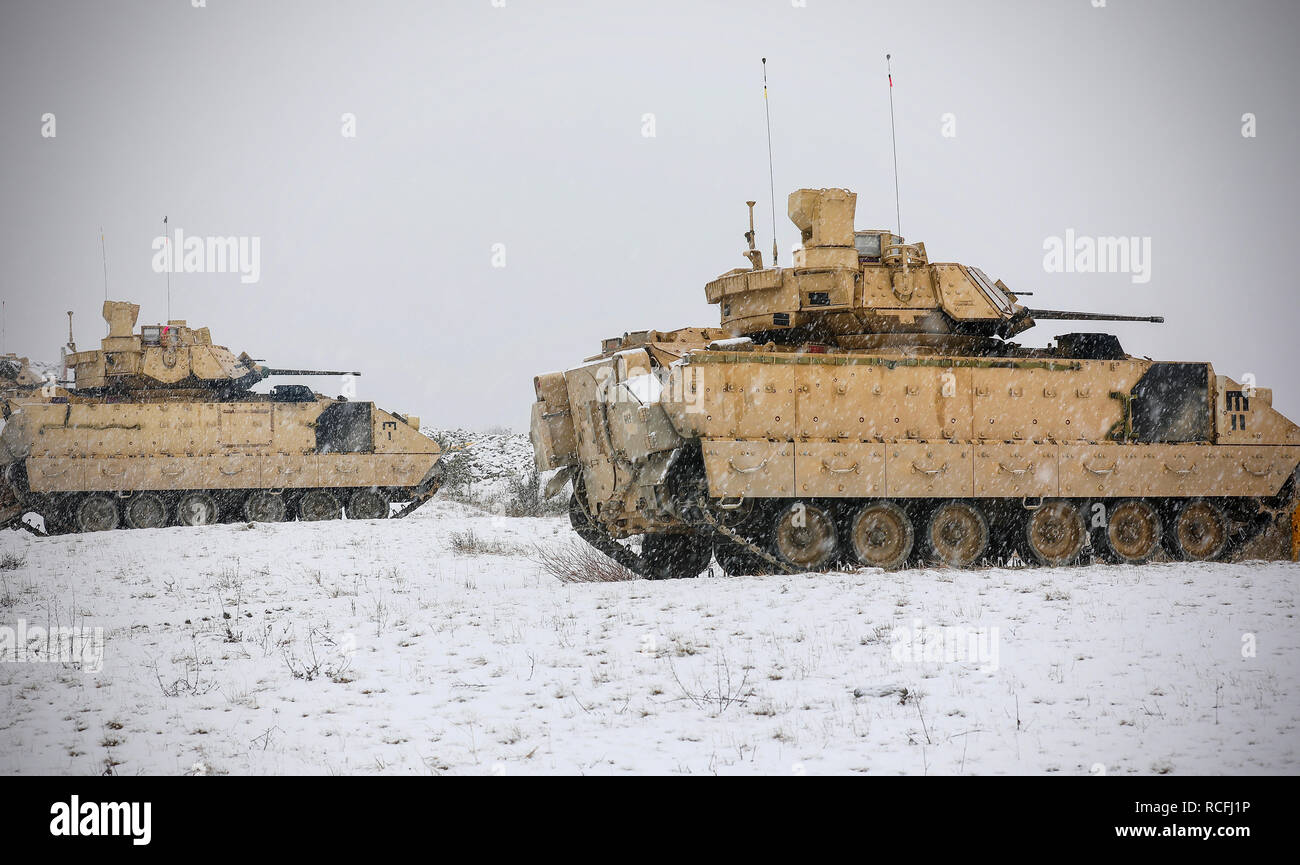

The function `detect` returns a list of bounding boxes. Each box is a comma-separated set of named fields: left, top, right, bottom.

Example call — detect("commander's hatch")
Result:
left=854, top=231, right=902, bottom=265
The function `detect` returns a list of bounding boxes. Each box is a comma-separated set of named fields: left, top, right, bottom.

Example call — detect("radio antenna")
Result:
left=99, top=225, right=109, bottom=302
left=162, top=215, right=171, bottom=322
left=886, top=53, right=902, bottom=237
left=762, top=57, right=778, bottom=267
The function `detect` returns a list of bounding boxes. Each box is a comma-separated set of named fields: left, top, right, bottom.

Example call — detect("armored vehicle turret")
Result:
left=1, top=301, right=443, bottom=533
left=531, top=188, right=1300, bottom=577
left=710, top=188, right=1162, bottom=353
left=63, top=300, right=359, bottom=398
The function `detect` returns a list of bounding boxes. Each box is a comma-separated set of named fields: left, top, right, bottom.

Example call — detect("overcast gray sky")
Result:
left=2, top=0, right=1297, bottom=429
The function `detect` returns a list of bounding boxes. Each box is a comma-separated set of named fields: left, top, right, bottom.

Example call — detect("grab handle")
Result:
left=728, top=458, right=768, bottom=475
left=1240, top=461, right=1270, bottom=478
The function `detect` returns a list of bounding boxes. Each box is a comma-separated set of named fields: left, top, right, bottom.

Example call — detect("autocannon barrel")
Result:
left=1025, top=308, right=1165, bottom=324
left=258, top=368, right=362, bottom=377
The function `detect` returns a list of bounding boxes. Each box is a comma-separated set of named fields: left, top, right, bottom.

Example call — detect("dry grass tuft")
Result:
left=533, top=541, right=639, bottom=583
left=448, top=529, right=529, bottom=557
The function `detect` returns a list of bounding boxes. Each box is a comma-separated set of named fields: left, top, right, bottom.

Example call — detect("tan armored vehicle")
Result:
left=0, top=301, right=442, bottom=533
left=531, top=188, right=1300, bottom=576
left=0, top=354, right=50, bottom=398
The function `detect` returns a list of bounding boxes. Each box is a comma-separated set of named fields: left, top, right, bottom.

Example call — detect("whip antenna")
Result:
left=99, top=225, right=109, bottom=302
left=886, top=53, right=902, bottom=237
left=163, top=215, right=171, bottom=322
left=762, top=57, right=778, bottom=267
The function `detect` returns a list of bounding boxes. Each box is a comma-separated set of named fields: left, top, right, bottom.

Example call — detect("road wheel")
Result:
left=176, top=492, right=220, bottom=526
left=640, top=533, right=712, bottom=579
left=925, top=501, right=989, bottom=567
left=1026, top=499, right=1086, bottom=566
left=1101, top=499, right=1162, bottom=564
left=124, top=493, right=169, bottom=529
left=848, top=501, right=913, bottom=570
left=298, top=490, right=342, bottom=521
left=1169, top=498, right=1228, bottom=561
left=347, top=489, right=389, bottom=520
left=244, top=490, right=287, bottom=523
left=772, top=502, right=838, bottom=571
left=75, top=494, right=120, bottom=533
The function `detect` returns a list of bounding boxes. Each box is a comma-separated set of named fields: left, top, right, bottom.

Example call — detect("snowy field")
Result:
left=1, top=498, right=1297, bottom=776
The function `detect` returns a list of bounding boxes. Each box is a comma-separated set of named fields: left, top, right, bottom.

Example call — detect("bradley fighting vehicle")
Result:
left=0, top=301, right=442, bottom=533
left=530, top=188, right=1300, bottom=577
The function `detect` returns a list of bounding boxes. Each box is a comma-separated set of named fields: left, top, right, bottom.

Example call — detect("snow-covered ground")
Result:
left=422, top=427, right=534, bottom=482
left=1, top=497, right=1296, bottom=776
